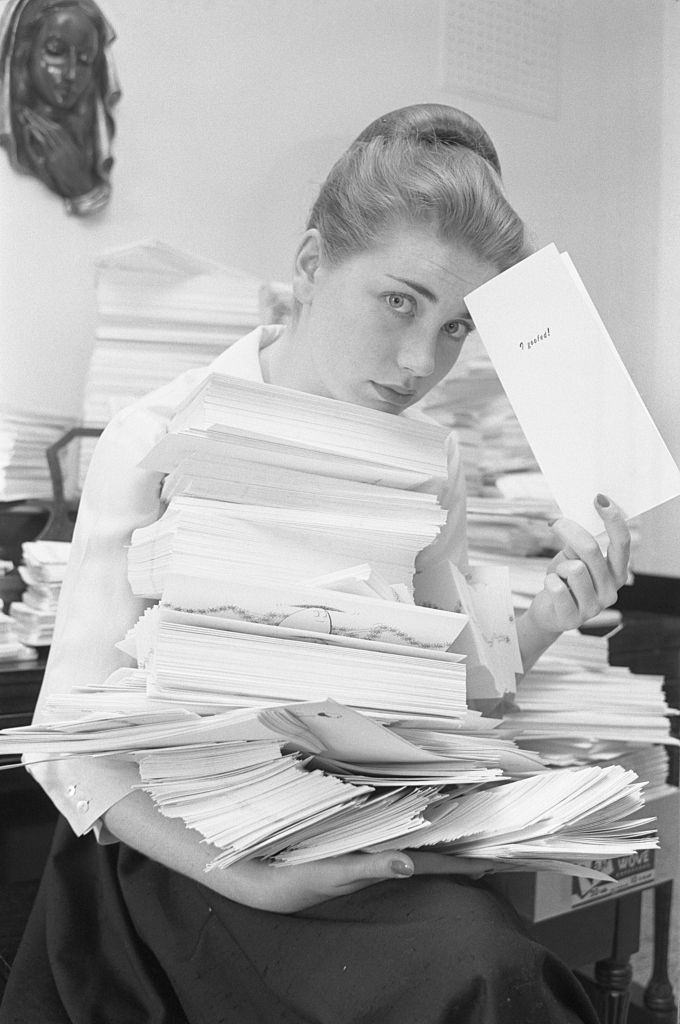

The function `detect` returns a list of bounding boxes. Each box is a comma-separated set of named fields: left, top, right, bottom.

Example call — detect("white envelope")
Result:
left=465, top=244, right=680, bottom=535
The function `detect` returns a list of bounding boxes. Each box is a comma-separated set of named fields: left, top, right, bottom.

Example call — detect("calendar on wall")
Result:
left=439, top=0, right=561, bottom=120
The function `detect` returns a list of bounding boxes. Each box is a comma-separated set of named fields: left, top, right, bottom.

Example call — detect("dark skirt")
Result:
left=0, top=818, right=599, bottom=1024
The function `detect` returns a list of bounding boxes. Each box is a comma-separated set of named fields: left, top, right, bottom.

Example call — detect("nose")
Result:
left=64, top=49, right=78, bottom=82
left=397, top=328, right=437, bottom=380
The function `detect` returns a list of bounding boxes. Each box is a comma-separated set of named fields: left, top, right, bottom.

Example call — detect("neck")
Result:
left=260, top=321, right=324, bottom=396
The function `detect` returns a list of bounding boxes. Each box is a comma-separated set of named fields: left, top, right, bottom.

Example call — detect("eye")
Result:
left=78, top=52, right=94, bottom=65
left=44, top=36, right=67, bottom=57
left=384, top=293, right=416, bottom=315
left=442, top=319, right=472, bottom=342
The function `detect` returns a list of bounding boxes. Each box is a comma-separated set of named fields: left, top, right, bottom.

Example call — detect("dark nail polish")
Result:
left=596, top=493, right=610, bottom=508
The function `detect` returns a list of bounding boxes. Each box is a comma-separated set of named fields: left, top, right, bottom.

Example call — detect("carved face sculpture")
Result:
left=0, top=0, right=120, bottom=213
left=28, top=6, right=99, bottom=112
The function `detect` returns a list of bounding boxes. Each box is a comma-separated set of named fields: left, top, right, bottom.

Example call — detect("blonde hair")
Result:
left=306, top=103, right=530, bottom=272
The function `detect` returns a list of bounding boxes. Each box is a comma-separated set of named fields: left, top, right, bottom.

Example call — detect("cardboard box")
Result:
left=489, top=786, right=679, bottom=923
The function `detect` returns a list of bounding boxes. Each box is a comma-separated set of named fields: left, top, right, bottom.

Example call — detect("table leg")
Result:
left=643, top=881, right=678, bottom=1023
left=593, top=958, right=632, bottom=1024
left=592, top=894, right=643, bottom=1024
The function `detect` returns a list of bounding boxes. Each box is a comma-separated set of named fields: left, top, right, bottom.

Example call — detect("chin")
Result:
left=364, top=396, right=405, bottom=415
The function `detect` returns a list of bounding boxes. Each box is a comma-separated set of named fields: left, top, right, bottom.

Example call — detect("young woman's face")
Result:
left=295, top=224, right=498, bottom=413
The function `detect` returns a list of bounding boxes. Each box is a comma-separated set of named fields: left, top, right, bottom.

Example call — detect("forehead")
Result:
left=35, top=8, right=99, bottom=48
left=356, top=224, right=498, bottom=296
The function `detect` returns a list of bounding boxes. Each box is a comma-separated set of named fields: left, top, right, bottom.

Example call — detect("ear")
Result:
left=292, top=229, right=324, bottom=305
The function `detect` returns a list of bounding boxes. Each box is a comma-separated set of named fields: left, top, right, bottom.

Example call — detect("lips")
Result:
left=371, top=382, right=417, bottom=405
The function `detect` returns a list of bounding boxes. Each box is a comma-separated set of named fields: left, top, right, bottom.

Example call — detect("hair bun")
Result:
left=355, top=103, right=501, bottom=176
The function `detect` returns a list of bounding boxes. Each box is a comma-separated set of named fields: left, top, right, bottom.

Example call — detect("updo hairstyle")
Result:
left=306, top=102, right=531, bottom=274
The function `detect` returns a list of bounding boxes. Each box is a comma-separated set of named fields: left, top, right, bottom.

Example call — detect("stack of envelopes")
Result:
left=0, top=373, right=660, bottom=877
left=129, top=373, right=450, bottom=596
left=77, top=241, right=263, bottom=487
left=0, top=408, right=75, bottom=501
left=9, top=541, right=71, bottom=647
left=0, top=607, right=37, bottom=662
left=501, top=627, right=679, bottom=785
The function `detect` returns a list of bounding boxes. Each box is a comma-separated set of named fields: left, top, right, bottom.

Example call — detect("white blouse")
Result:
left=27, top=325, right=467, bottom=841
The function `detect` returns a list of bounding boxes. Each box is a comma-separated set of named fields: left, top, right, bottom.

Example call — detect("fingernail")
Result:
left=391, top=858, right=414, bottom=877
left=547, top=519, right=558, bottom=527
left=596, top=493, right=610, bottom=508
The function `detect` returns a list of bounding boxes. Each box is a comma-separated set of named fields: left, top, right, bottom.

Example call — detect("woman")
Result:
left=1, top=104, right=629, bottom=1023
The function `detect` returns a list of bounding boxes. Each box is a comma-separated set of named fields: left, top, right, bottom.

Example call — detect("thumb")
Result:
left=337, top=851, right=415, bottom=882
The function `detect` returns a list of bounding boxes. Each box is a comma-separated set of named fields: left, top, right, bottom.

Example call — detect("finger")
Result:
left=544, top=571, right=580, bottom=628
left=410, top=851, right=496, bottom=877
left=24, top=111, right=56, bottom=148
left=594, top=494, right=631, bottom=585
left=39, top=126, right=61, bottom=152
left=550, top=517, right=612, bottom=600
left=21, top=107, right=41, bottom=127
left=232, top=852, right=416, bottom=912
left=26, top=119, right=48, bottom=144
left=554, top=560, right=601, bottom=621
left=325, top=851, right=415, bottom=888
left=23, top=108, right=51, bottom=128
left=545, top=549, right=568, bottom=573
left=24, top=129, right=46, bottom=163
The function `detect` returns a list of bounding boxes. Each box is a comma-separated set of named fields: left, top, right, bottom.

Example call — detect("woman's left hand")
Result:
left=526, top=494, right=631, bottom=636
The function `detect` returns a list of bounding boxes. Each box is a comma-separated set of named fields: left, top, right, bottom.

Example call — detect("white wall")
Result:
left=629, top=2, right=680, bottom=577
left=1, top=0, right=677, bottom=570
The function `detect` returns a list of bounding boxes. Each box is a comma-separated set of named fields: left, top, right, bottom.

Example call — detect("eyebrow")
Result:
left=385, top=275, right=474, bottom=323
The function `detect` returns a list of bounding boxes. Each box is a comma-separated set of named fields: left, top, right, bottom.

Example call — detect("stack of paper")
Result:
left=162, top=372, right=449, bottom=491
left=524, top=740, right=670, bottom=800
left=415, top=332, right=540, bottom=494
left=3, top=246, right=672, bottom=878
left=0, top=701, right=656, bottom=878
left=4, top=693, right=521, bottom=788
left=125, top=607, right=468, bottom=719
left=414, top=340, right=561, bottom=565
left=0, top=407, right=75, bottom=501
left=0, top=609, right=37, bottom=662
left=9, top=541, right=71, bottom=646
left=78, top=241, right=263, bottom=486
left=128, top=494, right=444, bottom=598
left=466, top=495, right=556, bottom=558
left=134, top=749, right=659, bottom=874
left=358, top=764, right=656, bottom=872
left=523, top=629, right=612, bottom=673
left=502, top=628, right=678, bottom=761
left=503, top=667, right=676, bottom=745
left=129, top=375, right=449, bottom=598
left=137, top=740, right=380, bottom=870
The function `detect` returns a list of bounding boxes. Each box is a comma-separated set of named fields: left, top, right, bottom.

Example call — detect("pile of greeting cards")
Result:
left=0, top=373, right=664, bottom=879
left=7, top=541, right=71, bottom=648
left=78, top=241, right=263, bottom=487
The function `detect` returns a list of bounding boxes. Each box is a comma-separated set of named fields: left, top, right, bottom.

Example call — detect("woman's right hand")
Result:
left=216, top=849, right=495, bottom=913
left=104, top=786, right=493, bottom=915
left=21, top=109, right=93, bottom=196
